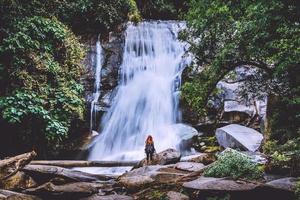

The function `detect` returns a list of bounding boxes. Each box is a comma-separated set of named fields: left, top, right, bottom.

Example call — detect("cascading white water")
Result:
left=90, top=36, right=103, bottom=132
left=89, top=21, right=190, bottom=161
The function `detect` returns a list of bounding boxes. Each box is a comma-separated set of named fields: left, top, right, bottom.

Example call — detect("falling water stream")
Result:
left=90, top=36, right=103, bottom=132
left=89, top=21, right=190, bottom=162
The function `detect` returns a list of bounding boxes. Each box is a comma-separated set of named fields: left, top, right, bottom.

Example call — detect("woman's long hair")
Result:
left=146, top=135, right=154, bottom=145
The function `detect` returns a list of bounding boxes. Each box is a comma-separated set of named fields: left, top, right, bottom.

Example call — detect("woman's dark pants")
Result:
left=146, top=152, right=153, bottom=162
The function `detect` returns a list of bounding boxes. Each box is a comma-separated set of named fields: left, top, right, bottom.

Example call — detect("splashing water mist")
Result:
left=89, top=21, right=190, bottom=161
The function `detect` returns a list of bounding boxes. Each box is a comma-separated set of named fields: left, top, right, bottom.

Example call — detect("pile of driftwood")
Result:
left=0, top=152, right=136, bottom=200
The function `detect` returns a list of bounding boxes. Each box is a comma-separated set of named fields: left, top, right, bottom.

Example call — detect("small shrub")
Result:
left=264, top=139, right=300, bottom=176
left=204, top=148, right=263, bottom=180
left=147, top=190, right=167, bottom=200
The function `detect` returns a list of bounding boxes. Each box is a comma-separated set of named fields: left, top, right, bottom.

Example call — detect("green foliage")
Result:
left=263, top=139, right=300, bottom=175
left=181, top=0, right=300, bottom=121
left=204, top=149, right=263, bottom=180
left=0, top=17, right=85, bottom=144
left=128, top=0, right=142, bottom=23
left=0, top=0, right=137, bottom=35
left=136, top=0, right=188, bottom=20
left=268, top=96, right=300, bottom=142
left=0, top=0, right=139, bottom=156
left=56, top=0, right=136, bottom=34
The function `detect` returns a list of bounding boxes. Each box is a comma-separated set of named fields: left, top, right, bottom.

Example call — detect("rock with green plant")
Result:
left=192, top=135, right=221, bottom=154
left=203, top=148, right=263, bottom=180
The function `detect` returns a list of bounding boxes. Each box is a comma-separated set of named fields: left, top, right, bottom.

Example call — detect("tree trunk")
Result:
left=263, top=94, right=279, bottom=144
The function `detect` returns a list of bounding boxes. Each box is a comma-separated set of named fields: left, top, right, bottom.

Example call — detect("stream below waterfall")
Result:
left=88, top=21, right=191, bottom=165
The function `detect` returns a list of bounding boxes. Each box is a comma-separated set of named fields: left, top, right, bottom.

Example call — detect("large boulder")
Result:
left=180, top=153, right=216, bottom=165
left=216, top=66, right=267, bottom=119
left=172, top=124, right=199, bottom=140
left=215, top=124, right=263, bottom=152
left=183, top=177, right=296, bottom=200
left=241, top=151, right=268, bottom=164
left=166, top=191, right=189, bottom=200
left=171, top=123, right=201, bottom=152
left=136, top=148, right=181, bottom=168
left=266, top=177, right=299, bottom=192
left=183, top=177, right=259, bottom=191
left=80, top=194, right=133, bottom=200
left=118, top=165, right=187, bottom=191
left=175, top=162, right=206, bottom=172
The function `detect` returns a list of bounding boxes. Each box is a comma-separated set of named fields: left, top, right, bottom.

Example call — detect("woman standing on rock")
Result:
left=145, top=135, right=155, bottom=163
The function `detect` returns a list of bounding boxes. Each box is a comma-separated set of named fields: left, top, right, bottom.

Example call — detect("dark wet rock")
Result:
left=216, top=124, right=263, bottom=152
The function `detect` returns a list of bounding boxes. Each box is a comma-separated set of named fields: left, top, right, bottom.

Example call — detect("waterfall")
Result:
left=89, top=21, right=190, bottom=161
left=90, top=36, right=103, bottom=132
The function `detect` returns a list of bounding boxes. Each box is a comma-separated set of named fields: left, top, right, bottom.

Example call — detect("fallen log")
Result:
left=0, top=189, right=41, bottom=200
left=24, top=182, right=99, bottom=198
left=29, top=160, right=138, bottom=168
left=21, top=165, right=115, bottom=182
left=0, top=151, right=36, bottom=180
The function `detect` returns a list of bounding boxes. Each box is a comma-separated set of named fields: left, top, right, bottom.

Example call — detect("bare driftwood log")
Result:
left=0, top=189, right=41, bottom=200
left=0, top=151, right=37, bottom=180
left=29, top=160, right=138, bottom=168
left=21, top=165, right=115, bottom=182
left=24, top=182, right=99, bottom=198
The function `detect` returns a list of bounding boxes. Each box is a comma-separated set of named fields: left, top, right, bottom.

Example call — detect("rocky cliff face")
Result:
left=181, top=66, right=267, bottom=134
left=82, top=25, right=126, bottom=131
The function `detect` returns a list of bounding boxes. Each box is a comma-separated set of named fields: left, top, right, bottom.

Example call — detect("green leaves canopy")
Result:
left=181, top=0, right=300, bottom=124
left=0, top=17, right=85, bottom=142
